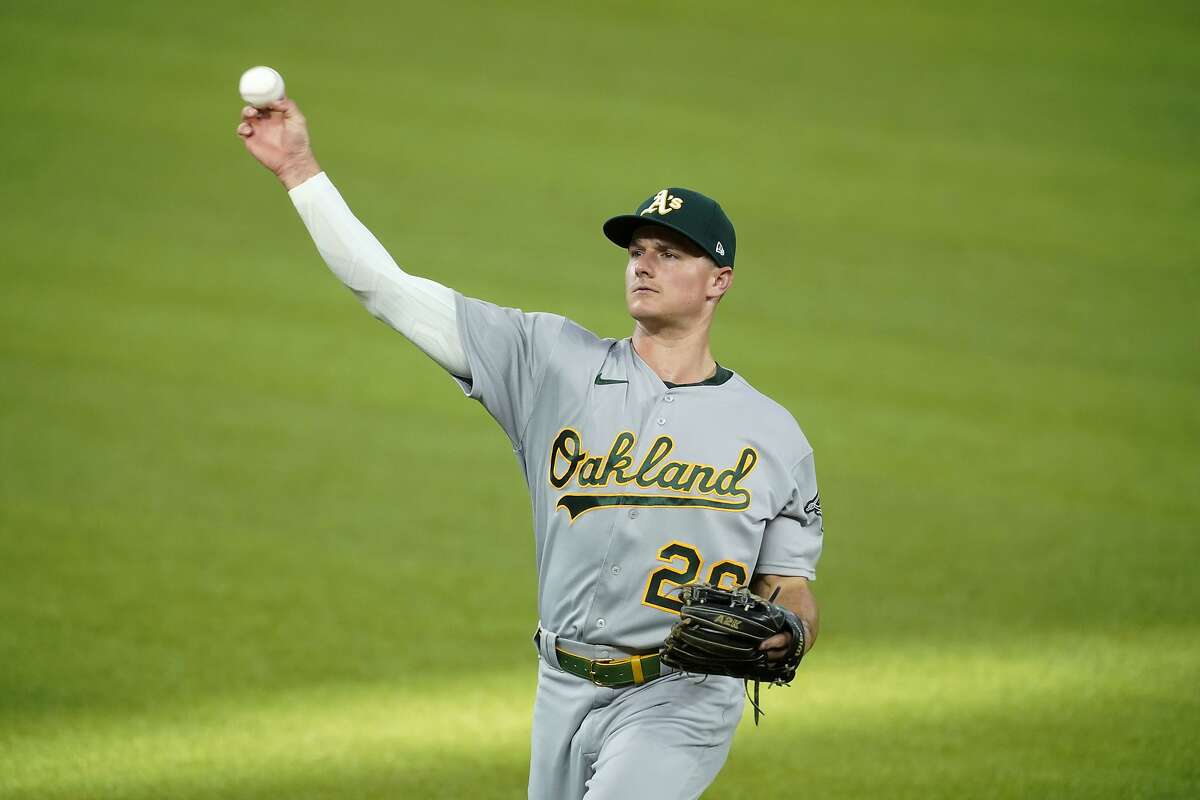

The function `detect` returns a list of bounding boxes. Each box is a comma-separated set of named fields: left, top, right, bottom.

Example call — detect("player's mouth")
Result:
left=632, top=285, right=658, bottom=294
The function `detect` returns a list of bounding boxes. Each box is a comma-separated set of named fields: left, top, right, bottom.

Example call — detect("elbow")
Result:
left=355, top=289, right=388, bottom=322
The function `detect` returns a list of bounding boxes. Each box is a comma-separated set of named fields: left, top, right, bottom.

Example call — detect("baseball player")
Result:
left=237, top=98, right=823, bottom=799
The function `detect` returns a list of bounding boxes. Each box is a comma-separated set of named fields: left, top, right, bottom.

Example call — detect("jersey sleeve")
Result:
left=755, top=452, right=824, bottom=579
left=450, top=293, right=570, bottom=448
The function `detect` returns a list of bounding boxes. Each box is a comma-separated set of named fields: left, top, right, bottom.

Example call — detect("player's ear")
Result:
left=708, top=265, right=733, bottom=301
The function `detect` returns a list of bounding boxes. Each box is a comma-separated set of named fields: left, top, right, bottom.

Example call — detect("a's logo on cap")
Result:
left=640, top=189, right=683, bottom=217
left=715, top=241, right=725, bottom=256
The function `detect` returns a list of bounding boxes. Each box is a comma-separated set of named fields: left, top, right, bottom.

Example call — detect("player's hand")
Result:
left=758, top=631, right=793, bottom=662
left=236, top=98, right=322, bottom=190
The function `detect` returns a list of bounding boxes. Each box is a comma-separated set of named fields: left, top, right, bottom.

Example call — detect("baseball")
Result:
left=238, top=66, right=285, bottom=108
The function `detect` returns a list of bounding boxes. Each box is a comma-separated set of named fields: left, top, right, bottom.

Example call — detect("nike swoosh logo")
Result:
left=594, top=375, right=628, bottom=386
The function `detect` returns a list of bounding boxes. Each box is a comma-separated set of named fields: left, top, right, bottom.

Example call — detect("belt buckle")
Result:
left=586, top=659, right=604, bottom=686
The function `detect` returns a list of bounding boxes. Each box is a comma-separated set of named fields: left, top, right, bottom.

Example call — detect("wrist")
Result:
left=278, top=156, right=322, bottom=191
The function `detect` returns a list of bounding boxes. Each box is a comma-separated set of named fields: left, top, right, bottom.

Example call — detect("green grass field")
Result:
left=2, top=1, right=1198, bottom=797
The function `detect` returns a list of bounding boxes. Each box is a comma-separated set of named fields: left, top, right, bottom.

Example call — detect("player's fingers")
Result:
left=762, top=640, right=792, bottom=662
left=241, top=105, right=260, bottom=120
left=268, top=97, right=306, bottom=124
left=758, top=632, right=791, bottom=652
left=237, top=121, right=253, bottom=137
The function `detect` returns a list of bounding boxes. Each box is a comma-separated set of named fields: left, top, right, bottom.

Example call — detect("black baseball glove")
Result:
left=659, top=583, right=806, bottom=722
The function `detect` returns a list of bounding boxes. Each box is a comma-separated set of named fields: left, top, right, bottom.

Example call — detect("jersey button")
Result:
left=656, top=417, right=666, bottom=426
left=664, top=395, right=674, bottom=403
left=596, top=618, right=606, bottom=628
left=611, top=565, right=621, bottom=575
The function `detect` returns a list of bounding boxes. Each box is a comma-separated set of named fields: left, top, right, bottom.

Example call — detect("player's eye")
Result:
left=662, top=250, right=677, bottom=260
left=629, top=248, right=644, bottom=257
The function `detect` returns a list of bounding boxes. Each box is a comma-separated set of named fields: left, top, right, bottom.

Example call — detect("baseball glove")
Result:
left=659, top=583, right=806, bottom=723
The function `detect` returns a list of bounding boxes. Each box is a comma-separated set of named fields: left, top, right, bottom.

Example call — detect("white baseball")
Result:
left=239, top=66, right=286, bottom=108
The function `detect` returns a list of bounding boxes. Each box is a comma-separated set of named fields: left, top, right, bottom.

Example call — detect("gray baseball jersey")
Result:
left=452, top=294, right=823, bottom=651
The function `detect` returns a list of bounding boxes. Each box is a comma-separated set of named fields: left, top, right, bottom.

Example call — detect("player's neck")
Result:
left=631, top=324, right=716, bottom=385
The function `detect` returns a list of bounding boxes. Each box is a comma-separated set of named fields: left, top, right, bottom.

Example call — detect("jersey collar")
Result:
left=626, top=339, right=735, bottom=390
left=663, top=364, right=734, bottom=389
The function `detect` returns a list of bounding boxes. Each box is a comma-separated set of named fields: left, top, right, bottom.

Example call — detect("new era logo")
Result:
left=715, top=241, right=725, bottom=256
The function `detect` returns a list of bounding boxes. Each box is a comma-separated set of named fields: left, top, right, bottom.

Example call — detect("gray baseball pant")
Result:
left=529, top=629, right=744, bottom=799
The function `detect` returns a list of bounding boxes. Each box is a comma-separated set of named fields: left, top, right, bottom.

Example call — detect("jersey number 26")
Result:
left=641, top=540, right=749, bottom=615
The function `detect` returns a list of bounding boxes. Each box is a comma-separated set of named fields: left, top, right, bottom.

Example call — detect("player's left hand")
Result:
left=758, top=631, right=794, bottom=662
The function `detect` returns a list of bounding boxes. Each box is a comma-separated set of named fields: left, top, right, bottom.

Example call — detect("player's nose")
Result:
left=633, top=256, right=655, bottom=278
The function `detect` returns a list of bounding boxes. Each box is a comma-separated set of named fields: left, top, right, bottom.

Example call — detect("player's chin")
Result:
left=627, top=287, right=664, bottom=307
left=627, top=295, right=662, bottom=323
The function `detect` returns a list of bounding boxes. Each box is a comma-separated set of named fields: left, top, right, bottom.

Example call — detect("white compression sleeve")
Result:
left=288, top=172, right=470, bottom=378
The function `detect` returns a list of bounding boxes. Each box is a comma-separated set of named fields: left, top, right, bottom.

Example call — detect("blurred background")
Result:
left=1, top=1, right=1197, bottom=797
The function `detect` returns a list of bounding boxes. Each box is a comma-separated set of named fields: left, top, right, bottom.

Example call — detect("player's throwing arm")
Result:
left=235, top=68, right=470, bottom=377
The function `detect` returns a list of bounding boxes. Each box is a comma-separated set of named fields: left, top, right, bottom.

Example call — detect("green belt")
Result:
left=537, top=631, right=663, bottom=688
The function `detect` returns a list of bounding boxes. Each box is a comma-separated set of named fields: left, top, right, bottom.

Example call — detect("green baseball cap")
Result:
left=603, top=187, right=736, bottom=267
